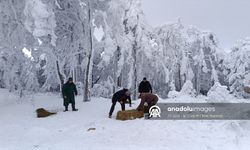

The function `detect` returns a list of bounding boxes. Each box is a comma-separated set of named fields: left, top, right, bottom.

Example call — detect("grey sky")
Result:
left=141, top=0, right=250, bottom=49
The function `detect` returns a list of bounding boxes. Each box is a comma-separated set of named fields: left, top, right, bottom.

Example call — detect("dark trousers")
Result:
left=144, top=102, right=157, bottom=113
left=109, top=99, right=125, bottom=116
left=64, top=99, right=76, bottom=110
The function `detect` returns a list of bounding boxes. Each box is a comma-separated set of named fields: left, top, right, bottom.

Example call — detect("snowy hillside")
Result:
left=0, top=89, right=250, bottom=150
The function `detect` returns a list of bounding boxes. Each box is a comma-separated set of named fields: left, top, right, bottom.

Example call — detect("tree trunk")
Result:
left=83, top=0, right=94, bottom=102
left=56, top=61, right=64, bottom=91
left=132, top=39, right=138, bottom=100
left=113, top=46, right=121, bottom=93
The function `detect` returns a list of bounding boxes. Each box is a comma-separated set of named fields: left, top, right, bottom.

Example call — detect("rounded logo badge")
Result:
left=149, top=105, right=161, bottom=118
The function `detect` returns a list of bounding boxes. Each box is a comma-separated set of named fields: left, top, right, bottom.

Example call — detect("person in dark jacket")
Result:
left=62, top=78, right=78, bottom=112
left=109, top=89, right=131, bottom=118
left=138, top=77, right=152, bottom=93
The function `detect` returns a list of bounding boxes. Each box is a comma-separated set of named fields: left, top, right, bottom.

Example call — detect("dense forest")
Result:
left=0, top=0, right=249, bottom=100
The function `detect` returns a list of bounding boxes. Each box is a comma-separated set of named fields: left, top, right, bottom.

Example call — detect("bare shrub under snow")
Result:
left=207, top=82, right=232, bottom=102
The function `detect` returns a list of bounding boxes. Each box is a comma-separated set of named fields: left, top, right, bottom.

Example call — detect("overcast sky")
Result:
left=141, top=0, right=250, bottom=49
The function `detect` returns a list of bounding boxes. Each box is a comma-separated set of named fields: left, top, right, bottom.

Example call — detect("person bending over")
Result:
left=109, top=89, right=131, bottom=118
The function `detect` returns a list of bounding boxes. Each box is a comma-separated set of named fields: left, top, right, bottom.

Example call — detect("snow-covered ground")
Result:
left=0, top=89, right=250, bottom=150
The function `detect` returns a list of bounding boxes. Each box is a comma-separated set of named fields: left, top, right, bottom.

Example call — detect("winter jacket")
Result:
left=62, top=82, right=77, bottom=106
left=138, top=81, right=152, bottom=93
left=136, top=93, right=158, bottom=111
left=112, top=89, right=131, bottom=105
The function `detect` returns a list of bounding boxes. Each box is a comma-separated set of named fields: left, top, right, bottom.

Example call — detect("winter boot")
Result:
left=72, top=104, right=78, bottom=111
left=64, top=106, right=68, bottom=112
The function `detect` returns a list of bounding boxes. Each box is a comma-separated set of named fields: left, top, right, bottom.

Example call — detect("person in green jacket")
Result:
left=62, top=78, right=78, bottom=112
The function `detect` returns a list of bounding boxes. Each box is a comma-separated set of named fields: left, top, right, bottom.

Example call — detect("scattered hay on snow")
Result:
left=36, top=108, right=56, bottom=118
left=116, top=109, right=144, bottom=121
left=87, top=128, right=96, bottom=132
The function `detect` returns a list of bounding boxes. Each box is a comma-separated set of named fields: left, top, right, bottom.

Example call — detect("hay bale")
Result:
left=244, top=86, right=250, bottom=94
left=116, top=109, right=144, bottom=121
left=36, top=108, right=56, bottom=118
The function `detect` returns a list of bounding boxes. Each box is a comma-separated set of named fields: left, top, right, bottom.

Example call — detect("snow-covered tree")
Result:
left=0, top=0, right=39, bottom=96
left=224, top=38, right=250, bottom=98
left=1, top=0, right=248, bottom=100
